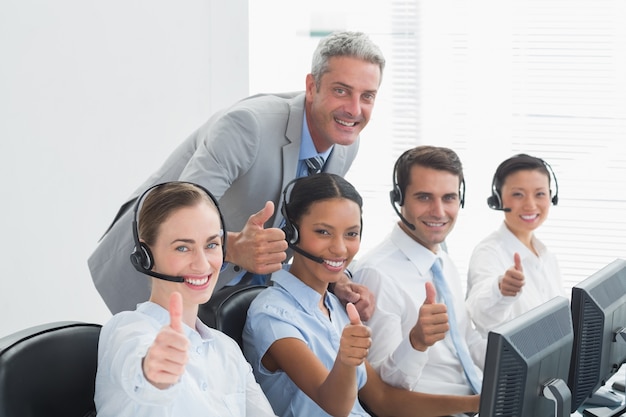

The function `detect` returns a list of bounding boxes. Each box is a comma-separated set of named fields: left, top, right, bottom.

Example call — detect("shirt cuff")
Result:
left=393, top=336, right=429, bottom=367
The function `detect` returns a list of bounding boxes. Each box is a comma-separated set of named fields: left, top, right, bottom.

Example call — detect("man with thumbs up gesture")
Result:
left=351, top=146, right=486, bottom=417
left=88, top=31, right=383, bottom=318
left=95, top=182, right=276, bottom=417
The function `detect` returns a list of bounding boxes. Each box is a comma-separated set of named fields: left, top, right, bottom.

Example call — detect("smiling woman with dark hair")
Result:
left=466, top=154, right=565, bottom=337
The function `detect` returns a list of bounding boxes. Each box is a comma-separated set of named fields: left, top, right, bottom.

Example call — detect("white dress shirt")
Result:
left=95, top=301, right=276, bottom=417
left=466, top=222, right=565, bottom=337
left=352, top=224, right=486, bottom=400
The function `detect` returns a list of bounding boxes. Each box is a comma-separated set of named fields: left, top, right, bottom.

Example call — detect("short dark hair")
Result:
left=394, top=145, right=465, bottom=204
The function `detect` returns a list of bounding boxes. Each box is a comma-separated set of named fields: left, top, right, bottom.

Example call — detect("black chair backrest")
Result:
left=199, top=284, right=267, bottom=349
left=0, top=321, right=102, bottom=417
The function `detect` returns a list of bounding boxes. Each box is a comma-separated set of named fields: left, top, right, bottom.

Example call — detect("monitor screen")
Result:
left=479, top=296, right=573, bottom=417
left=568, top=258, right=626, bottom=414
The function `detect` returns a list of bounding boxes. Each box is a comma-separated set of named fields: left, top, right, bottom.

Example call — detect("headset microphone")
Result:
left=287, top=242, right=325, bottom=264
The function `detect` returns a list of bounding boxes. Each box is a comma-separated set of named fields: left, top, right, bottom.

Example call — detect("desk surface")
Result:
left=573, top=368, right=626, bottom=417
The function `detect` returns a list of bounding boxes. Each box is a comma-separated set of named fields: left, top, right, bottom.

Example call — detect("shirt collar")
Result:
left=498, top=222, right=547, bottom=256
left=299, top=111, right=333, bottom=161
left=137, top=301, right=215, bottom=342
left=271, top=268, right=333, bottom=313
left=389, top=223, right=441, bottom=274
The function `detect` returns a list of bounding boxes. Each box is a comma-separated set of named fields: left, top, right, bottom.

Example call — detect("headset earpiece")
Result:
left=280, top=178, right=301, bottom=245
left=390, top=151, right=407, bottom=207
left=487, top=186, right=503, bottom=211
left=544, top=159, right=559, bottom=206
left=130, top=242, right=153, bottom=271
left=390, top=184, right=403, bottom=206
left=281, top=222, right=299, bottom=245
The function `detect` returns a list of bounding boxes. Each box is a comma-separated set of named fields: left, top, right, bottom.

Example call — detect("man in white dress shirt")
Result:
left=352, top=146, right=486, bottom=415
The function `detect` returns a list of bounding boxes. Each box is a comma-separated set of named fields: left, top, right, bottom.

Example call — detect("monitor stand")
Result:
left=583, top=375, right=626, bottom=417
left=542, top=378, right=571, bottom=417
left=583, top=386, right=624, bottom=408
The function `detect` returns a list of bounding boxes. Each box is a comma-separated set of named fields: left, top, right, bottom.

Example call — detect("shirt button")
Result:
left=196, top=346, right=203, bottom=354
left=201, top=381, right=208, bottom=391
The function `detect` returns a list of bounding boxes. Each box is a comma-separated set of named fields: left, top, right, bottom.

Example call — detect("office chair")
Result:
left=199, top=284, right=267, bottom=349
left=0, top=321, right=102, bottom=417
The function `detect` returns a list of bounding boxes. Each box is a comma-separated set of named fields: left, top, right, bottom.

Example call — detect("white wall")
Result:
left=0, top=0, right=248, bottom=337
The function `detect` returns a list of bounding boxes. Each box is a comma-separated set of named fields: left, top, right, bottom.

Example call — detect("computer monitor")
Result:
left=568, top=258, right=626, bottom=416
left=479, top=296, right=573, bottom=417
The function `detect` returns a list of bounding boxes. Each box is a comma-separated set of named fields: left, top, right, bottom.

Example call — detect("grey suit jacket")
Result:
left=88, top=92, right=360, bottom=314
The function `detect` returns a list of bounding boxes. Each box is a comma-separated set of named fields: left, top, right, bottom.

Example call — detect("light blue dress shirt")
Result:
left=242, top=269, right=369, bottom=417
left=95, top=301, right=276, bottom=417
left=296, top=111, right=333, bottom=177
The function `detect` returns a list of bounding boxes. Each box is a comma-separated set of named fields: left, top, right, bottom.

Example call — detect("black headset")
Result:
left=281, top=178, right=301, bottom=245
left=130, top=181, right=226, bottom=282
left=487, top=154, right=559, bottom=211
left=390, top=150, right=466, bottom=230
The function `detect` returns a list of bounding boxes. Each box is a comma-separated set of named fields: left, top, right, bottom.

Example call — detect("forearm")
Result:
left=466, top=277, right=515, bottom=331
left=372, top=388, right=479, bottom=417
left=315, top=360, right=359, bottom=417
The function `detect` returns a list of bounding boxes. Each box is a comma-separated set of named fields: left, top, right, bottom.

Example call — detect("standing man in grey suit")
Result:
left=89, top=31, right=386, bottom=316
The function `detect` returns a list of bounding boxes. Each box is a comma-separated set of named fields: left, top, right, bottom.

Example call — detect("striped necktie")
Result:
left=305, top=155, right=324, bottom=176
left=431, top=259, right=482, bottom=394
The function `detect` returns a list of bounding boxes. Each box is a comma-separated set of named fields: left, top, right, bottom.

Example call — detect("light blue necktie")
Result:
left=431, top=259, right=482, bottom=394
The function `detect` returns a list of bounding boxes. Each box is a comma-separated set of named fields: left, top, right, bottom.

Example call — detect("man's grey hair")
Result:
left=310, top=31, right=385, bottom=88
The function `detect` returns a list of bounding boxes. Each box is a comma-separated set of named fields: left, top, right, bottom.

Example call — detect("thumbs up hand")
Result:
left=409, top=282, right=449, bottom=352
left=499, top=252, right=525, bottom=297
left=338, top=303, right=372, bottom=367
left=142, top=292, right=190, bottom=389
left=227, top=201, right=288, bottom=275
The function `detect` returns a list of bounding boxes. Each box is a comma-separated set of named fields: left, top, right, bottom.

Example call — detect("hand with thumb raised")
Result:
left=142, top=292, right=190, bottom=389
left=409, top=282, right=449, bottom=351
left=499, top=252, right=525, bottom=296
left=227, top=201, right=288, bottom=275
left=338, top=303, right=371, bottom=367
